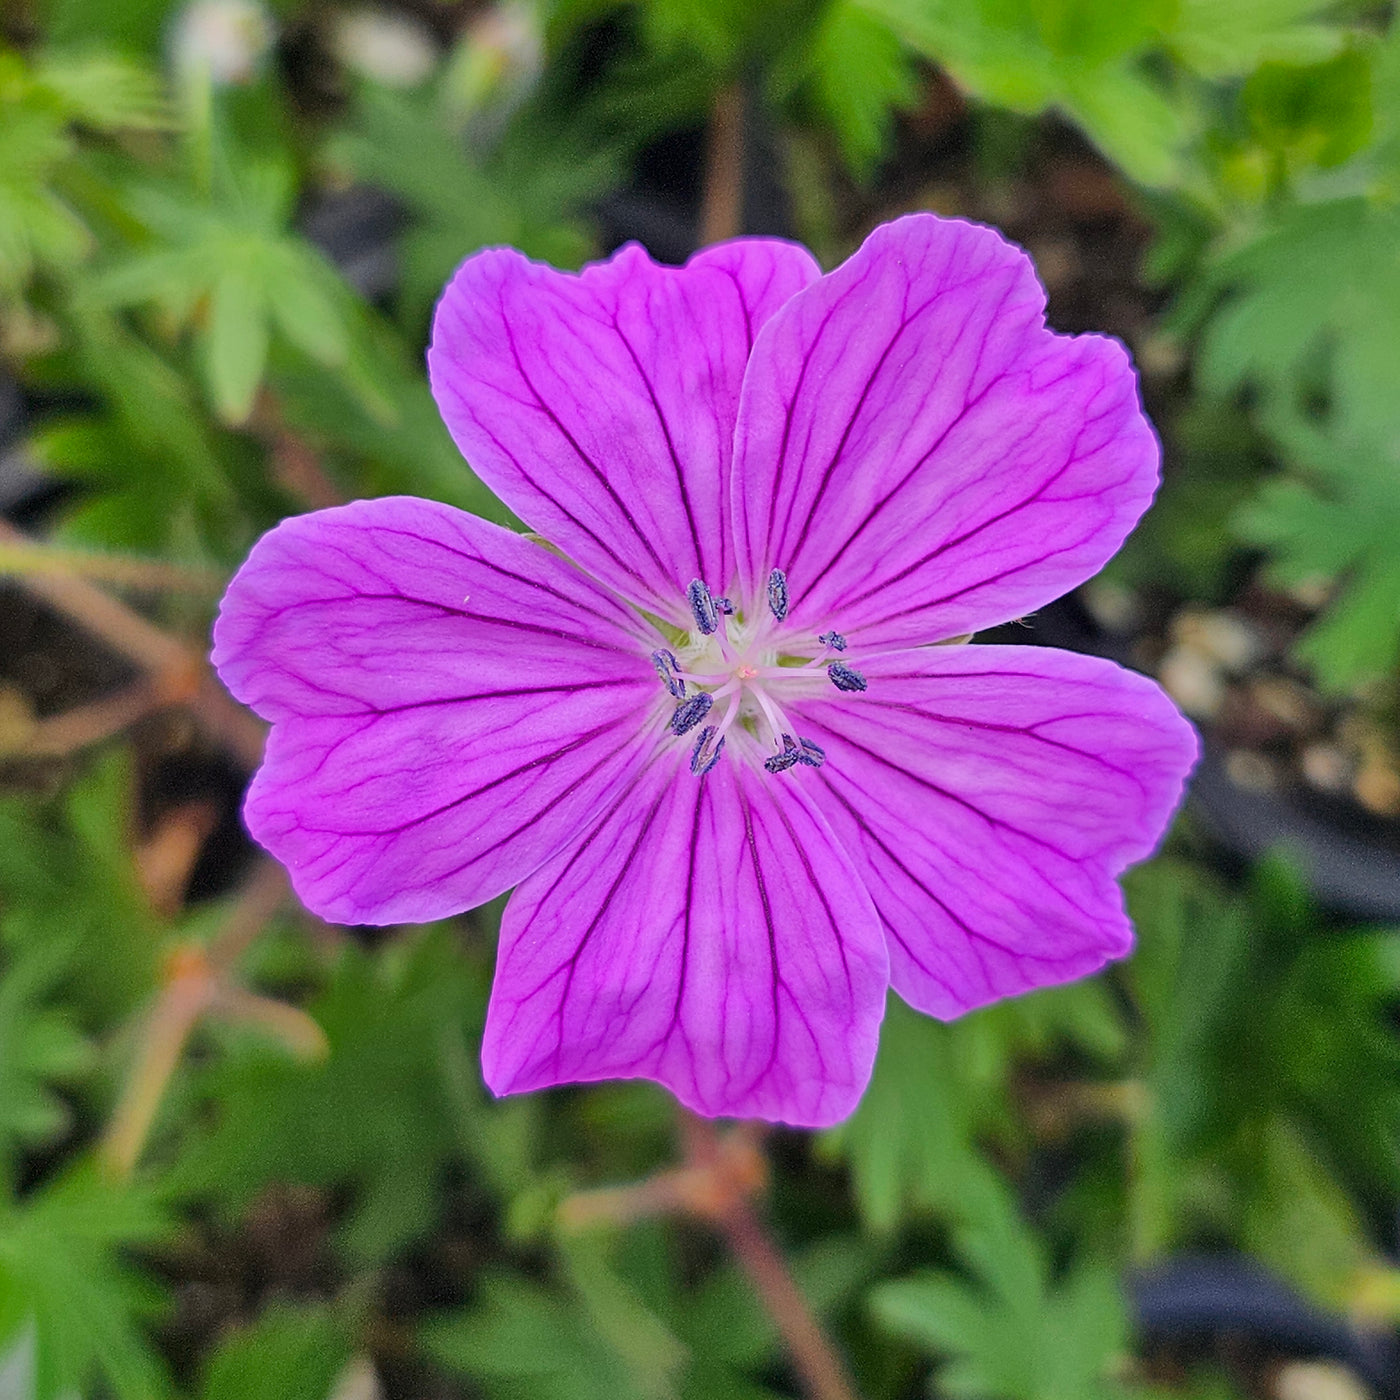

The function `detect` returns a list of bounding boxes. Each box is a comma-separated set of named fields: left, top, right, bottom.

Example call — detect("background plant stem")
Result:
left=682, top=1114, right=864, bottom=1400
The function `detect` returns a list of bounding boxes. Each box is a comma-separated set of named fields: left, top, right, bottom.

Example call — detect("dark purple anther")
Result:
left=715, top=596, right=735, bottom=615
left=690, top=725, right=725, bottom=776
left=797, top=738, right=825, bottom=768
left=687, top=579, right=719, bottom=635
left=767, top=569, right=789, bottom=622
left=764, top=733, right=801, bottom=775
left=819, top=631, right=847, bottom=652
left=828, top=661, right=867, bottom=693
left=669, top=692, right=713, bottom=735
left=651, top=649, right=685, bottom=699
left=764, top=750, right=800, bottom=774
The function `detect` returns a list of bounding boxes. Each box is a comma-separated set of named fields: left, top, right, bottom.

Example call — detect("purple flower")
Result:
left=212, top=214, right=1196, bottom=1127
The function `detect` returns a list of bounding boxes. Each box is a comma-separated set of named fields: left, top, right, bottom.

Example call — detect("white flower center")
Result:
left=651, top=574, right=866, bottom=777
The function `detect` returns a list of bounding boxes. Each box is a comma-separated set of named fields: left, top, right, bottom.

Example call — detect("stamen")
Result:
left=767, top=569, right=789, bottom=621
left=797, top=738, right=825, bottom=768
left=819, top=631, right=847, bottom=652
left=690, top=725, right=725, bottom=776
left=715, top=596, right=735, bottom=615
left=827, top=661, right=867, bottom=693
left=669, top=692, right=713, bottom=735
left=651, top=649, right=685, bottom=698
left=764, top=733, right=801, bottom=774
left=687, top=579, right=719, bottom=635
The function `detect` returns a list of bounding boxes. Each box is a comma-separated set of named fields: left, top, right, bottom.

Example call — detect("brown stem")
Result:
left=700, top=82, right=744, bottom=245
left=205, top=859, right=291, bottom=974
left=100, top=950, right=215, bottom=1179
left=0, top=519, right=266, bottom=769
left=100, top=860, right=289, bottom=1178
left=0, top=539, right=222, bottom=594
left=682, top=1115, right=863, bottom=1400
left=0, top=518, right=192, bottom=677
left=251, top=389, right=347, bottom=511
left=12, top=679, right=168, bottom=759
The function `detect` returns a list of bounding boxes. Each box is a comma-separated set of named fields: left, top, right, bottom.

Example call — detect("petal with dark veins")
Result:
left=732, top=213, right=1158, bottom=644
left=789, top=645, right=1197, bottom=1018
left=430, top=238, right=819, bottom=621
left=482, top=741, right=889, bottom=1127
left=212, top=496, right=658, bottom=924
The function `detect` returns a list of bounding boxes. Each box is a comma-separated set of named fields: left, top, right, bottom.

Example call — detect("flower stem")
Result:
left=0, top=539, right=222, bottom=594
left=681, top=1115, right=864, bottom=1400
left=100, top=861, right=291, bottom=1178
left=700, top=81, right=744, bottom=245
left=0, top=518, right=266, bottom=768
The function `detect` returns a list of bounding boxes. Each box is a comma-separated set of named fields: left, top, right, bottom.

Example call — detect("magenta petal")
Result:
left=732, top=213, right=1159, bottom=644
left=429, top=238, right=819, bottom=618
left=790, top=645, right=1197, bottom=1018
left=212, top=497, right=658, bottom=924
left=482, top=745, right=889, bottom=1127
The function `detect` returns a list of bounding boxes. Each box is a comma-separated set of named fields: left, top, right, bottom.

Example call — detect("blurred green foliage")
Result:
left=3, top=0, right=1400, bottom=1397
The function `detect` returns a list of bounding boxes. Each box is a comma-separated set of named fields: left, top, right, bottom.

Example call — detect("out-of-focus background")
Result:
left=2, top=1, right=1400, bottom=1397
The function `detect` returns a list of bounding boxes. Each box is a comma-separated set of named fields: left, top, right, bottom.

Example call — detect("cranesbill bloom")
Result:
left=213, top=213, right=1196, bottom=1127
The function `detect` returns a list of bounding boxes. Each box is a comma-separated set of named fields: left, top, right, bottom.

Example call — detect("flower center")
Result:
left=650, top=572, right=867, bottom=777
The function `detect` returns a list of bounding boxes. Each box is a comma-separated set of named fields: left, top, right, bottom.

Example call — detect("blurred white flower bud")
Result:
left=170, top=0, right=275, bottom=86
left=443, top=1, right=544, bottom=132
left=332, top=8, right=439, bottom=88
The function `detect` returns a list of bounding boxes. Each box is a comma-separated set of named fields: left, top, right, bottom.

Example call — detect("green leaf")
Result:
left=200, top=1305, right=351, bottom=1400
left=871, top=1168, right=1134, bottom=1400
left=1124, top=856, right=1400, bottom=1288
left=1243, top=1116, right=1379, bottom=1309
left=0, top=750, right=161, bottom=1025
left=679, top=1232, right=878, bottom=1374
left=855, top=0, right=1364, bottom=188
left=1242, top=48, right=1374, bottom=173
left=828, top=984, right=1123, bottom=1233
left=0, top=46, right=165, bottom=299
left=793, top=1, right=919, bottom=177
left=1056, top=59, right=1191, bottom=188
left=263, top=251, right=350, bottom=369
left=167, top=930, right=488, bottom=1264
left=826, top=997, right=977, bottom=1233
left=1197, top=198, right=1400, bottom=441
left=204, top=265, right=269, bottom=424
left=1168, top=0, right=1346, bottom=77
left=0, top=1165, right=171, bottom=1400
left=0, top=944, right=93, bottom=1168
left=269, top=303, right=510, bottom=520
left=31, top=50, right=168, bottom=130
left=854, top=0, right=1190, bottom=186
left=424, top=1269, right=668, bottom=1400
left=1234, top=417, right=1400, bottom=688
left=99, top=135, right=356, bottom=429
left=561, top=1238, right=688, bottom=1400
left=330, top=83, right=608, bottom=327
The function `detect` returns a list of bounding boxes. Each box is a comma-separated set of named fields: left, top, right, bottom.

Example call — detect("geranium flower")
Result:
left=213, top=213, right=1196, bottom=1127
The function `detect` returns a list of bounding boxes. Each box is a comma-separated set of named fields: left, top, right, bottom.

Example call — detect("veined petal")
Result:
left=212, top=497, right=658, bottom=924
left=482, top=742, right=889, bottom=1127
left=732, top=213, right=1158, bottom=645
left=429, top=238, right=820, bottom=620
left=790, top=645, right=1196, bottom=1018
